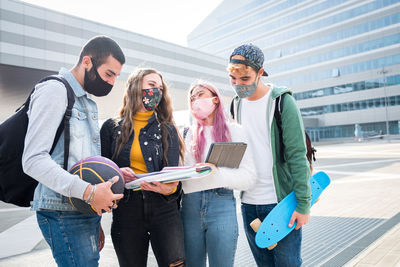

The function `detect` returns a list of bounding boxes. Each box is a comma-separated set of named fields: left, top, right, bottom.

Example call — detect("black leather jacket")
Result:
left=100, top=114, right=182, bottom=202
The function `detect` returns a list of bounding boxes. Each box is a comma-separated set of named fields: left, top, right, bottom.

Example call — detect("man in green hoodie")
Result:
left=228, top=43, right=311, bottom=266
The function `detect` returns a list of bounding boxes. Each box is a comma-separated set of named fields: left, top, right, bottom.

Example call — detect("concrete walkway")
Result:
left=312, top=140, right=400, bottom=267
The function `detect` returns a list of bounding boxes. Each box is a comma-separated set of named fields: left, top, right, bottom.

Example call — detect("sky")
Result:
left=21, top=0, right=223, bottom=47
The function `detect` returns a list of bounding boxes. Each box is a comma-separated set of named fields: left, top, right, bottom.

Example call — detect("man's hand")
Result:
left=140, top=181, right=178, bottom=195
left=288, top=211, right=310, bottom=230
left=86, top=176, right=124, bottom=216
left=120, top=167, right=137, bottom=183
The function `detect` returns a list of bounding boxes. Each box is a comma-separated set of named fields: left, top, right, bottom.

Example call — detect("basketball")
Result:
left=68, top=156, right=124, bottom=215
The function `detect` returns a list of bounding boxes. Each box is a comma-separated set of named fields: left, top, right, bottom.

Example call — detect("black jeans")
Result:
left=111, top=190, right=185, bottom=267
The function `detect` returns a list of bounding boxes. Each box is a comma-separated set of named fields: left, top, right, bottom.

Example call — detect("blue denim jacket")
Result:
left=29, top=68, right=101, bottom=211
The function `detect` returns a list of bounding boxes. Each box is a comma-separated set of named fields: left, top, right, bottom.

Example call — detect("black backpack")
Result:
left=0, top=75, right=75, bottom=207
left=230, top=93, right=316, bottom=164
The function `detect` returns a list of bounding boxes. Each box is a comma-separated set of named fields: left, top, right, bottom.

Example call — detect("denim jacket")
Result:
left=23, top=68, right=100, bottom=211
left=100, top=116, right=182, bottom=202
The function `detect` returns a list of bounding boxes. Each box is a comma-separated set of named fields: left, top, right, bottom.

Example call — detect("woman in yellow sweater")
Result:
left=100, top=68, right=185, bottom=267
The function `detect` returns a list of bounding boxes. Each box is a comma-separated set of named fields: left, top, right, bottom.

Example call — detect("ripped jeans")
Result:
left=37, top=210, right=101, bottom=267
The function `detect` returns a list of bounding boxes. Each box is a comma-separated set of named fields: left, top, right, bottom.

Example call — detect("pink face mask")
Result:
left=191, top=97, right=216, bottom=120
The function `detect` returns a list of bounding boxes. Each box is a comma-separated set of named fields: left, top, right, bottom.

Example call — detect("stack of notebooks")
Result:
left=125, top=142, right=247, bottom=190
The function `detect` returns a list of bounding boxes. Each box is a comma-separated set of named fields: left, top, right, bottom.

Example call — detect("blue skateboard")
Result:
left=250, top=171, right=331, bottom=249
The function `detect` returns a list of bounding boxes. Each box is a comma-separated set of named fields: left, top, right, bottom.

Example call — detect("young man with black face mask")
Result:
left=228, top=44, right=311, bottom=267
left=22, top=35, right=125, bottom=266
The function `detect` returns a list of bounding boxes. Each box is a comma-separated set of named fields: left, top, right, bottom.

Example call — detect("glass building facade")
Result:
left=189, top=0, right=400, bottom=140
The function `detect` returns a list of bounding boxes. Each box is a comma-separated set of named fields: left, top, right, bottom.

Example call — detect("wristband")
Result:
left=85, top=184, right=97, bottom=205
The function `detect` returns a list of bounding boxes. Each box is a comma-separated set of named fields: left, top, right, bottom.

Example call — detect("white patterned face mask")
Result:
left=231, top=78, right=259, bottom=98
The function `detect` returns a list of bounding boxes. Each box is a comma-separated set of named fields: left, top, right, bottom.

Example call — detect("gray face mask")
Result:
left=231, top=77, right=259, bottom=98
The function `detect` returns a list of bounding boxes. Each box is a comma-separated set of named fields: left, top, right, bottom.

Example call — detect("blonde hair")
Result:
left=227, top=63, right=253, bottom=76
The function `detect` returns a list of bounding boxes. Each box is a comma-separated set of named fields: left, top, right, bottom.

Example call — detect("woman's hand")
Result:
left=140, top=181, right=178, bottom=195
left=195, top=162, right=218, bottom=170
left=120, top=167, right=137, bottom=183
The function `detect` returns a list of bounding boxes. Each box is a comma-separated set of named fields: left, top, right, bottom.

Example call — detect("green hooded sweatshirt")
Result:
left=232, top=84, right=311, bottom=214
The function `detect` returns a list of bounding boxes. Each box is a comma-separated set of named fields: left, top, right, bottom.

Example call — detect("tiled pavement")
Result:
left=0, top=140, right=399, bottom=266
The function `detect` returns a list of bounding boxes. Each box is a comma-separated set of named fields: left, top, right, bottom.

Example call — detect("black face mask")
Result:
left=84, top=59, right=113, bottom=97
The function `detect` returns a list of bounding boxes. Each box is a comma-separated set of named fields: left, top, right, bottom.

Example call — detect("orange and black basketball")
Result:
left=68, top=156, right=124, bottom=215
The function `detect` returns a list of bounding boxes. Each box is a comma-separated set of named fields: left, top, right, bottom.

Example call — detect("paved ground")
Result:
left=0, top=139, right=399, bottom=266
left=309, top=139, right=400, bottom=267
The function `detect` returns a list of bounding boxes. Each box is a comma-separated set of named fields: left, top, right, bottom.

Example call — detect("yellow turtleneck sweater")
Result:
left=130, top=111, right=177, bottom=195
left=130, top=111, right=154, bottom=174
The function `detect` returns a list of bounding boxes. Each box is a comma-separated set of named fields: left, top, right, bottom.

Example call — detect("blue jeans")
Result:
left=181, top=188, right=238, bottom=267
left=37, top=210, right=101, bottom=267
left=241, top=203, right=302, bottom=267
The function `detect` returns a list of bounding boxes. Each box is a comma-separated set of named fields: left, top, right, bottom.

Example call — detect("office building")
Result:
left=189, top=0, right=400, bottom=140
left=0, top=0, right=231, bottom=125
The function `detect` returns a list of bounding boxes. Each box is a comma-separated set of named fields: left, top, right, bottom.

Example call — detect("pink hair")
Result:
left=189, top=81, right=232, bottom=163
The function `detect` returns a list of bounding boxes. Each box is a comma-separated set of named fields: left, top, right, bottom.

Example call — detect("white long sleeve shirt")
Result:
left=182, top=122, right=256, bottom=194
left=240, top=90, right=278, bottom=204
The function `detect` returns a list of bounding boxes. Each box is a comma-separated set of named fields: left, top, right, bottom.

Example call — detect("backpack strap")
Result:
left=183, top=127, right=189, bottom=140
left=15, top=87, right=35, bottom=113
left=274, top=93, right=286, bottom=163
left=230, top=96, right=241, bottom=123
left=38, top=75, right=75, bottom=170
left=230, top=98, right=235, bottom=120
left=305, top=132, right=317, bottom=162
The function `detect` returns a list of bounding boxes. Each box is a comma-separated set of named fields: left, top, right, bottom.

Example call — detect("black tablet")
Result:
left=205, top=142, right=247, bottom=168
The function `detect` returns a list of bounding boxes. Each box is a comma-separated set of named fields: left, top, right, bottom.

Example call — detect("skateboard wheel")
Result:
left=250, top=218, right=262, bottom=232
left=267, top=243, right=277, bottom=250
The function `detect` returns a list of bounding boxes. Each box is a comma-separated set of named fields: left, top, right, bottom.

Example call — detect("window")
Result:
left=361, top=101, right=367, bottom=109
left=374, top=99, right=381, bottom=108
left=332, top=68, right=340, bottom=77
left=368, top=99, right=374, bottom=108
left=389, top=96, right=396, bottom=106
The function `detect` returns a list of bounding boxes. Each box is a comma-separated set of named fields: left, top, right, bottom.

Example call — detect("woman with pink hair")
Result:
left=180, top=81, right=256, bottom=267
